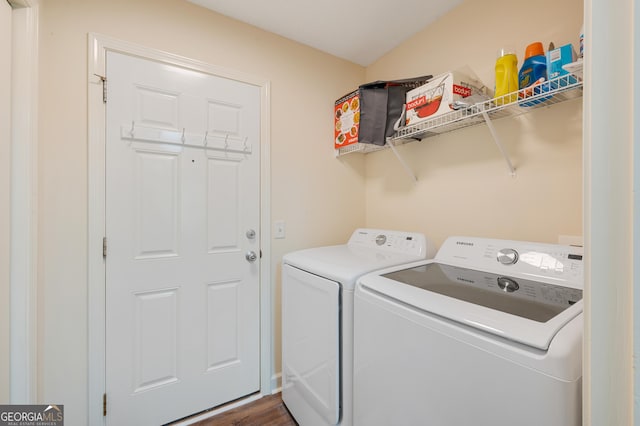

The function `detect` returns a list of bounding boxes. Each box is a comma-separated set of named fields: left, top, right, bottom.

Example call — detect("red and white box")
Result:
left=334, top=90, right=360, bottom=149
left=405, top=71, right=486, bottom=126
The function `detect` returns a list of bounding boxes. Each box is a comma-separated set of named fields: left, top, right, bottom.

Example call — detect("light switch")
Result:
left=274, top=220, right=286, bottom=239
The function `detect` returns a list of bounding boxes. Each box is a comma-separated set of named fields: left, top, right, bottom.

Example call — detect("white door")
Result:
left=105, top=51, right=261, bottom=426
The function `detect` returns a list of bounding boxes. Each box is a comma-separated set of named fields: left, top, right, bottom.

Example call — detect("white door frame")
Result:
left=9, top=0, right=39, bottom=404
left=583, top=0, right=635, bottom=424
left=87, top=33, right=272, bottom=425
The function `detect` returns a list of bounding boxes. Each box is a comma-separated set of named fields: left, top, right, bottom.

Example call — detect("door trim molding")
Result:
left=10, top=0, right=39, bottom=404
left=87, top=33, right=272, bottom=425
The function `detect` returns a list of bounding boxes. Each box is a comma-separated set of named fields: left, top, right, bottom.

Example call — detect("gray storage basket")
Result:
left=358, top=75, right=432, bottom=146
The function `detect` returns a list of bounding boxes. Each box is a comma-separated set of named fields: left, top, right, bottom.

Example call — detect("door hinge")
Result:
left=94, top=74, right=107, bottom=103
left=103, top=393, right=107, bottom=416
left=103, top=237, right=107, bottom=258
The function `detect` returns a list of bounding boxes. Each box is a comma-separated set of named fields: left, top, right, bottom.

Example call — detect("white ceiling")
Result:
left=187, top=0, right=463, bottom=66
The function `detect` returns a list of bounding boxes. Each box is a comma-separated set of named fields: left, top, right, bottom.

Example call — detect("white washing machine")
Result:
left=282, top=228, right=435, bottom=426
left=354, top=236, right=584, bottom=426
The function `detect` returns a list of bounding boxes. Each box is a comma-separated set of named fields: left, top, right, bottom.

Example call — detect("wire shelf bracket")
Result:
left=481, top=111, right=516, bottom=176
left=386, top=139, right=418, bottom=183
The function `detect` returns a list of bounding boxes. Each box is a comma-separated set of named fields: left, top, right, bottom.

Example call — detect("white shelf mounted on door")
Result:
left=120, top=122, right=252, bottom=155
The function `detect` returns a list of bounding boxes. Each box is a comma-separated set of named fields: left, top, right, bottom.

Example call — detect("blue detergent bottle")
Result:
left=518, top=42, right=548, bottom=106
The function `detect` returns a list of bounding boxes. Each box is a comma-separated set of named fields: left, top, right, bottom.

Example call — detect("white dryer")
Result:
left=282, top=229, right=435, bottom=426
left=354, top=236, right=584, bottom=426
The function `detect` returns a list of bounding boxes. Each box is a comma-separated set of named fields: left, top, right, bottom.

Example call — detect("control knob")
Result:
left=497, top=277, right=519, bottom=292
left=497, top=248, right=519, bottom=265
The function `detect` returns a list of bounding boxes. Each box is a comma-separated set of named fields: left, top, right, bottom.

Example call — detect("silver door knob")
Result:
left=246, top=229, right=256, bottom=239
left=245, top=251, right=258, bottom=262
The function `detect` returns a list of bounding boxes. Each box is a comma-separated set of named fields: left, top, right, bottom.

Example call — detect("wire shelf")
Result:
left=391, top=74, right=582, bottom=143
left=334, top=74, right=582, bottom=158
left=334, top=138, right=416, bottom=156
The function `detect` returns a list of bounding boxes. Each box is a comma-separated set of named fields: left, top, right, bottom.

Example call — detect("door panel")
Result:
left=133, top=288, right=179, bottom=392
left=207, top=158, right=241, bottom=251
left=105, top=51, right=260, bottom=426
left=134, top=147, right=180, bottom=258
left=135, top=85, right=179, bottom=128
left=206, top=280, right=241, bottom=369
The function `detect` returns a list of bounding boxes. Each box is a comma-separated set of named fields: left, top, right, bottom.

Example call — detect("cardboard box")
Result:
left=546, top=43, right=578, bottom=88
left=405, top=71, right=486, bottom=126
left=334, top=90, right=360, bottom=149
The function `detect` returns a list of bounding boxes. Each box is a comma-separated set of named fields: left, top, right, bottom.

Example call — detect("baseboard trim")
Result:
left=271, top=372, right=282, bottom=393
left=171, top=374, right=283, bottom=424
left=171, top=392, right=264, bottom=425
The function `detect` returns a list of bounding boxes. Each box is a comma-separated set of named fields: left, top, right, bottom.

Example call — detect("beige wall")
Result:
left=0, top=0, right=11, bottom=405
left=363, top=0, right=584, bottom=247
left=37, top=0, right=364, bottom=423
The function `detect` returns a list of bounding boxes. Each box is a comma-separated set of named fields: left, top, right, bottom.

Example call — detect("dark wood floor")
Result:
left=190, top=394, right=298, bottom=426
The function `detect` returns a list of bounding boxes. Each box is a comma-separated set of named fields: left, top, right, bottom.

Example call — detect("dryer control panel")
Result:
left=348, top=228, right=435, bottom=259
left=435, top=236, right=584, bottom=289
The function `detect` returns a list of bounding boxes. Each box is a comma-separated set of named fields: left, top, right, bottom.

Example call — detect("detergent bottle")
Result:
left=494, top=47, right=518, bottom=104
left=518, top=42, right=547, bottom=104
left=579, top=24, right=584, bottom=59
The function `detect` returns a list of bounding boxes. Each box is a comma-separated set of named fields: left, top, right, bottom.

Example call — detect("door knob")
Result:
left=246, top=229, right=256, bottom=239
left=245, top=251, right=258, bottom=262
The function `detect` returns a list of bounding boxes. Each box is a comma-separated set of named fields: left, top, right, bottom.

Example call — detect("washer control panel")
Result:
left=435, top=236, right=584, bottom=289
left=348, top=228, right=434, bottom=258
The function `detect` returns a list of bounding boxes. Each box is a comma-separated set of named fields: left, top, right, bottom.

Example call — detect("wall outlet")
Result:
left=274, top=220, right=286, bottom=239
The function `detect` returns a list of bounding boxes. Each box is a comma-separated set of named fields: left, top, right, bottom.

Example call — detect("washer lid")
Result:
left=359, top=261, right=583, bottom=350
left=283, top=244, right=425, bottom=288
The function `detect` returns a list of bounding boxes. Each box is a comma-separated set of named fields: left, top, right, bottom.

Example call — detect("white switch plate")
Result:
left=274, top=220, right=286, bottom=239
